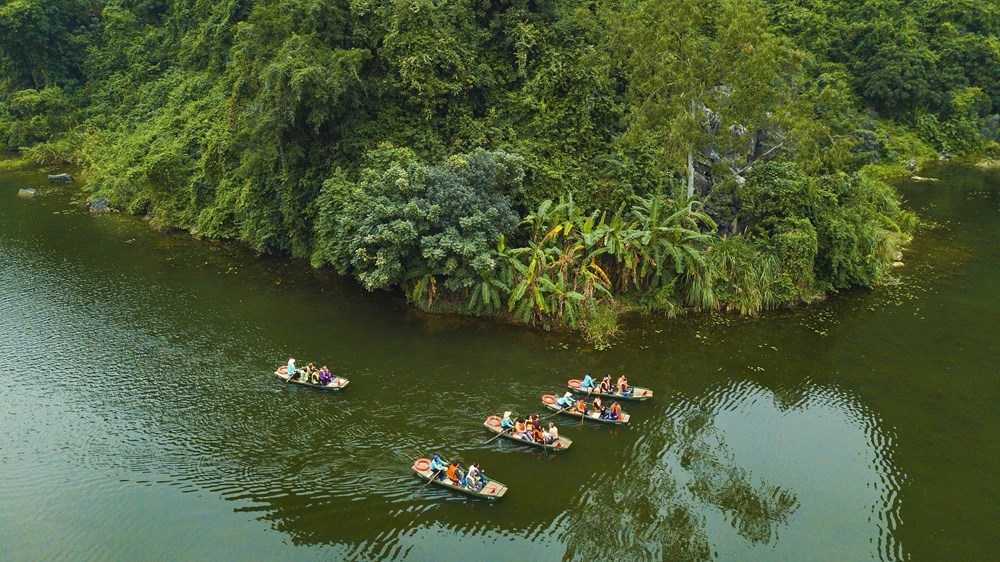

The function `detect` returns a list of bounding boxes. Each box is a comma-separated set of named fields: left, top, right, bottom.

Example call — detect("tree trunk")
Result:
left=687, top=150, right=695, bottom=199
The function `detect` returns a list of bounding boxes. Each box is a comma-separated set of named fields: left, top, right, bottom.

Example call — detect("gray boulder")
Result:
left=87, top=197, right=111, bottom=213
left=47, top=173, right=74, bottom=182
left=17, top=188, right=37, bottom=198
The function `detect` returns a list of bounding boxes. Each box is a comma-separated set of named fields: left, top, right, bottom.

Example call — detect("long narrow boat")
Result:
left=411, top=458, right=508, bottom=500
left=567, top=378, right=653, bottom=401
left=274, top=365, right=349, bottom=391
left=541, top=394, right=630, bottom=425
left=483, top=415, right=572, bottom=451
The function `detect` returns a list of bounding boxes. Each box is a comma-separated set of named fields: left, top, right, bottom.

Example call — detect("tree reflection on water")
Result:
left=562, top=389, right=801, bottom=560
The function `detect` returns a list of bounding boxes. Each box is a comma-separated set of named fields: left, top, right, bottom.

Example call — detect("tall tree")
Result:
left=614, top=0, right=791, bottom=197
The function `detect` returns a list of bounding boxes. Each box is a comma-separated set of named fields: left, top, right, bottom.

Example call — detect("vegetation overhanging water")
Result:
left=1, top=162, right=998, bottom=560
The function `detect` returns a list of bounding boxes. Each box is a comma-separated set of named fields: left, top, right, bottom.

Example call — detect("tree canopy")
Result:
left=1, top=0, right=991, bottom=342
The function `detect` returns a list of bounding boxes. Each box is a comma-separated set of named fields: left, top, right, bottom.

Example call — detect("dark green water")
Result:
left=1, top=163, right=997, bottom=560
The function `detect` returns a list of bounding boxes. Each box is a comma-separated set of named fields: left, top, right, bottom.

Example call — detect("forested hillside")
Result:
left=2, top=0, right=997, bottom=342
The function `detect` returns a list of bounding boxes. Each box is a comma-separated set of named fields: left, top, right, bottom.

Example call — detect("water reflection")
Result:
left=560, top=379, right=902, bottom=561
left=1, top=175, right=910, bottom=560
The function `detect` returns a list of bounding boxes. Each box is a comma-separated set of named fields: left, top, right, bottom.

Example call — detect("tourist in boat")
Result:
left=446, top=461, right=466, bottom=486
left=319, top=366, right=332, bottom=385
left=501, top=411, right=514, bottom=432
left=430, top=454, right=448, bottom=479
left=555, top=391, right=575, bottom=409
left=305, top=362, right=319, bottom=383
left=515, top=418, right=530, bottom=440
left=544, top=423, right=559, bottom=444
left=581, top=373, right=596, bottom=390
left=599, top=375, right=613, bottom=394
left=574, top=397, right=589, bottom=415
left=592, top=395, right=605, bottom=417
left=287, top=358, right=299, bottom=379
left=617, top=375, right=632, bottom=396
left=467, top=463, right=487, bottom=491
left=608, top=401, right=622, bottom=420
left=531, top=425, right=545, bottom=443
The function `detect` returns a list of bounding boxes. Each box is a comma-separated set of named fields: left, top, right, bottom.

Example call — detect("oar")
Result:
left=483, top=427, right=512, bottom=445
left=542, top=407, right=565, bottom=421
left=285, top=367, right=297, bottom=383
left=422, top=469, right=443, bottom=488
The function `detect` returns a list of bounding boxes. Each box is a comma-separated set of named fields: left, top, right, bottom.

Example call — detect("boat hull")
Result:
left=541, top=395, right=630, bottom=425
left=274, top=366, right=349, bottom=391
left=567, top=379, right=652, bottom=401
left=412, top=458, right=507, bottom=499
left=483, top=416, right=571, bottom=451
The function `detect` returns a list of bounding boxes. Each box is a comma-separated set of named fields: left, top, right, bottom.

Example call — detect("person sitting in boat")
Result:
left=446, top=461, right=466, bottom=486
left=555, top=391, right=575, bottom=409
left=608, top=401, right=622, bottom=420
left=599, top=375, right=613, bottom=394
left=525, top=414, right=542, bottom=441
left=531, top=425, right=546, bottom=443
left=514, top=418, right=531, bottom=440
left=574, top=397, right=589, bottom=415
left=430, top=454, right=448, bottom=479
left=543, top=423, right=559, bottom=444
left=593, top=395, right=605, bottom=417
left=546, top=422, right=559, bottom=445
left=501, top=411, right=514, bottom=432
left=581, top=373, right=596, bottom=390
left=318, top=366, right=332, bottom=385
left=467, top=463, right=487, bottom=491
left=287, top=358, right=300, bottom=380
left=304, top=362, right=318, bottom=383
left=617, top=375, right=632, bottom=396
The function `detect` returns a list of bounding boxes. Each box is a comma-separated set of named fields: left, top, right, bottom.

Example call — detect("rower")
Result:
left=555, top=392, right=575, bottom=409
left=501, top=411, right=514, bottom=431
left=581, top=373, right=596, bottom=390
left=430, top=454, right=448, bottom=480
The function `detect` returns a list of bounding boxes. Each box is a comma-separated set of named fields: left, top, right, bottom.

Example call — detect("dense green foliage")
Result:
left=2, top=0, right=994, bottom=340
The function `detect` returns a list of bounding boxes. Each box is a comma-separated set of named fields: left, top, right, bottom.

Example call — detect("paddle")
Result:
left=285, top=367, right=297, bottom=383
left=483, top=427, right=511, bottom=445
left=542, top=407, right=565, bottom=421
left=422, top=457, right=453, bottom=488
left=422, top=469, right=443, bottom=488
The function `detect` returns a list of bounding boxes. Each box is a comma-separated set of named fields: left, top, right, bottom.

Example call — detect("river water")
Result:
left=1, top=163, right=997, bottom=560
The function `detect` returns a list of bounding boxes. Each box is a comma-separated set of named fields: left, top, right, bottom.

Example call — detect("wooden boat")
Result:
left=412, top=458, right=508, bottom=500
left=541, top=394, right=630, bottom=425
left=567, top=377, right=652, bottom=401
left=274, top=365, right=349, bottom=391
left=483, top=415, right=572, bottom=451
